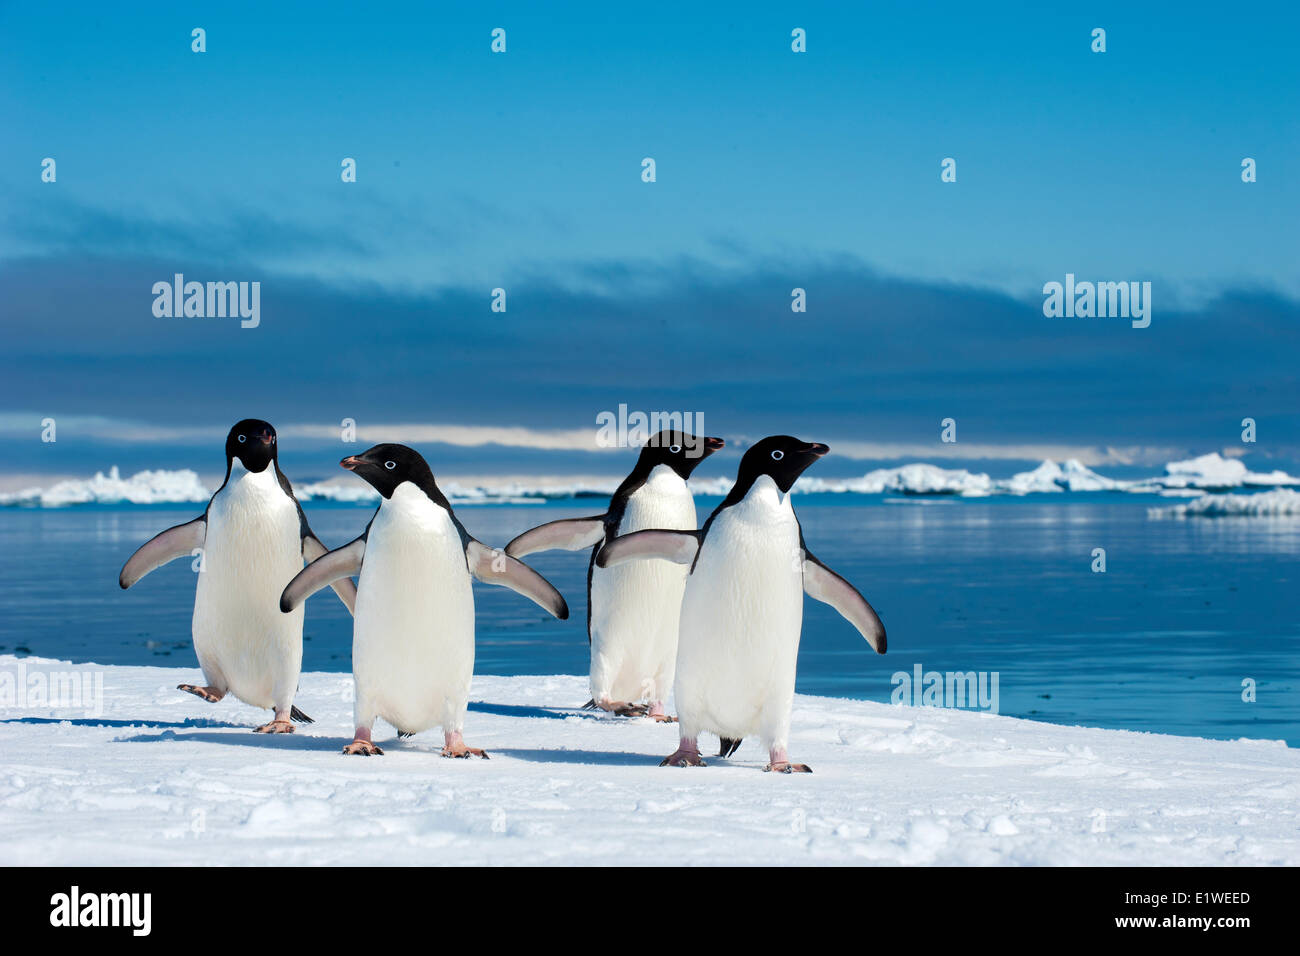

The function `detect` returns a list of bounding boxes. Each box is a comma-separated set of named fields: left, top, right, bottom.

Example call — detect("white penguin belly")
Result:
left=675, top=478, right=804, bottom=743
left=352, top=485, right=475, bottom=735
left=192, top=466, right=305, bottom=710
left=589, top=466, right=696, bottom=702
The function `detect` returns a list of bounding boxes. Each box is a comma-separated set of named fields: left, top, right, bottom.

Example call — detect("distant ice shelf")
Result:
left=2, top=453, right=1298, bottom=508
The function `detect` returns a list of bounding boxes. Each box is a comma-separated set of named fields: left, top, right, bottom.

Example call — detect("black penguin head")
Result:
left=225, top=419, right=278, bottom=473
left=735, top=435, right=829, bottom=494
left=340, top=443, right=436, bottom=499
left=636, top=430, right=725, bottom=479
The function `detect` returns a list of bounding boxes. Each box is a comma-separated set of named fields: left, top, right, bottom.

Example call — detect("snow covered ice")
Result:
left=2, top=655, right=1296, bottom=866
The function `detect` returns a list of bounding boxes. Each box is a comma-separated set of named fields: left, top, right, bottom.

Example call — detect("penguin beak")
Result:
left=806, top=442, right=829, bottom=457
left=340, top=456, right=365, bottom=471
left=704, top=437, right=725, bottom=453
left=256, top=429, right=274, bottom=446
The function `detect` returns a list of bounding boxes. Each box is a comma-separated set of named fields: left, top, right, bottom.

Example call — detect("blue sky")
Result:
left=2, top=1, right=1298, bottom=480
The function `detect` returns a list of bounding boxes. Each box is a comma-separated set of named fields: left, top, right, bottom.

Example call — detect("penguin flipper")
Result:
left=594, top=529, right=700, bottom=569
left=303, top=533, right=358, bottom=615
left=118, top=517, right=206, bottom=589
left=802, top=549, right=886, bottom=653
left=280, top=537, right=365, bottom=612
left=505, top=516, right=607, bottom=558
left=465, top=540, right=570, bottom=620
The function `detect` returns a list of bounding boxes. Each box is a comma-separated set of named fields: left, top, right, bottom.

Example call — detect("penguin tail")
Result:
left=397, top=731, right=415, bottom=739
left=581, top=698, right=598, bottom=710
left=289, top=706, right=314, bottom=724
left=719, top=737, right=742, bottom=758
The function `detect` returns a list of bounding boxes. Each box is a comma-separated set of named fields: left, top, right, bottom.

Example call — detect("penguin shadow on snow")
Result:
left=1, top=716, right=247, bottom=731
left=467, top=700, right=611, bottom=722
left=113, top=727, right=357, bottom=752
left=487, top=747, right=663, bottom=767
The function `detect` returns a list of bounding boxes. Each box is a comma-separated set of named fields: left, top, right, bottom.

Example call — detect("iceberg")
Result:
left=1002, top=459, right=1124, bottom=494
left=834, top=463, right=994, bottom=496
left=0, top=466, right=211, bottom=508
left=1148, top=489, right=1300, bottom=518
left=1158, top=452, right=1300, bottom=490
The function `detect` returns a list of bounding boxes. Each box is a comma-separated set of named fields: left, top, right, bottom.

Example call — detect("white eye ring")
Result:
left=771, top=449, right=785, bottom=461
left=669, top=444, right=682, bottom=454
left=384, top=460, right=396, bottom=470
left=237, top=435, right=246, bottom=443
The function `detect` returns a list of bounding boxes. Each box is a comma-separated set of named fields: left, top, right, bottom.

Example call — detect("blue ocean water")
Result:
left=1, top=496, right=1296, bottom=745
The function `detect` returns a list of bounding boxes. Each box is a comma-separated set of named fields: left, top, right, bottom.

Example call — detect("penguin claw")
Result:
left=606, top=702, right=649, bottom=717
left=649, top=713, right=678, bottom=724
left=660, top=750, right=706, bottom=767
left=763, top=762, right=812, bottom=774
left=343, top=740, right=384, bottom=756
left=253, top=720, right=295, bottom=734
left=440, top=745, right=489, bottom=759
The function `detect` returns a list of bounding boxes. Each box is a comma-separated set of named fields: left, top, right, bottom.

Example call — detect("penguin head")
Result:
left=637, top=430, right=725, bottom=479
left=736, top=435, right=829, bottom=493
left=340, top=443, right=436, bottom=499
left=225, top=419, right=278, bottom=473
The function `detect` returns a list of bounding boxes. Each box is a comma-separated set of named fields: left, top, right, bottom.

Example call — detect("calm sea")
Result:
left=1, top=495, right=1296, bottom=745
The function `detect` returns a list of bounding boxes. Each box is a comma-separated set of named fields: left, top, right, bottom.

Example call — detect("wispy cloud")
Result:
left=0, top=413, right=1205, bottom=468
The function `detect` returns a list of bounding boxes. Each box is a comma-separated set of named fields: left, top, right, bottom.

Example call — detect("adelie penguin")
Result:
left=118, top=420, right=356, bottom=732
left=597, top=436, right=886, bottom=773
left=506, top=430, right=724, bottom=721
left=279, top=444, right=569, bottom=757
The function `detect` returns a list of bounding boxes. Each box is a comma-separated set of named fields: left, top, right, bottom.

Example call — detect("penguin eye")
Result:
left=669, top=444, right=682, bottom=454
left=771, top=449, right=785, bottom=461
left=237, top=435, right=246, bottom=443
left=384, top=460, right=396, bottom=470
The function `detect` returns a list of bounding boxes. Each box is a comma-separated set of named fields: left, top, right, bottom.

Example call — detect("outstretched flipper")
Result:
left=280, top=537, right=366, bottom=613
left=302, top=532, right=358, bottom=614
left=505, top=516, right=607, bottom=558
left=594, top=529, right=701, bottom=569
left=802, top=548, right=886, bottom=653
left=119, top=517, right=206, bottom=589
left=465, top=540, right=569, bottom=620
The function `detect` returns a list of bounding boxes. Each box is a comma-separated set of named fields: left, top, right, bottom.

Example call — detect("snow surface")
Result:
left=2, top=655, right=1297, bottom=866
left=4, top=453, right=1299, bottom=507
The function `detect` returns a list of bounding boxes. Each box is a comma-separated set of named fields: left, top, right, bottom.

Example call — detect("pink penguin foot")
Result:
left=253, top=719, right=295, bottom=734
left=178, top=684, right=224, bottom=704
left=441, top=731, right=489, bottom=759
left=647, top=701, right=678, bottom=724
left=764, top=748, right=812, bottom=773
left=660, top=738, right=706, bottom=767
left=343, top=727, right=383, bottom=755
